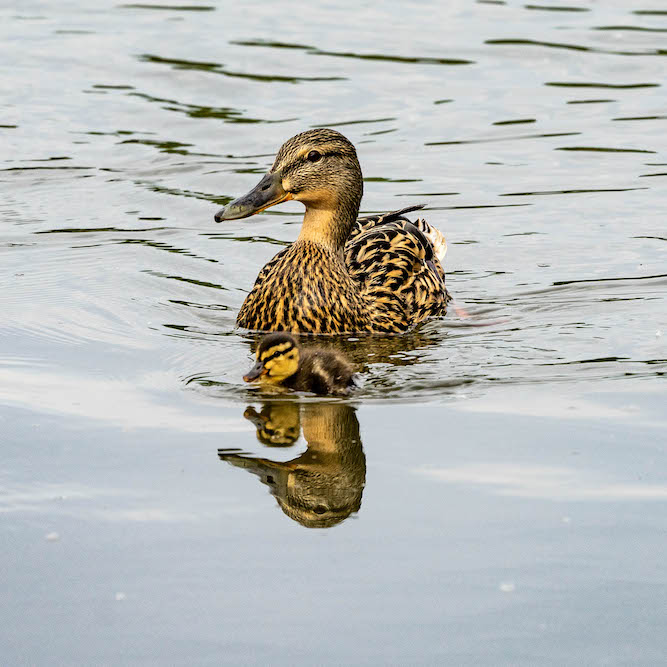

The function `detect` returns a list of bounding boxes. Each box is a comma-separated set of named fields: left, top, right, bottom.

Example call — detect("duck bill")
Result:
left=214, top=171, right=293, bottom=221
left=243, top=360, right=267, bottom=383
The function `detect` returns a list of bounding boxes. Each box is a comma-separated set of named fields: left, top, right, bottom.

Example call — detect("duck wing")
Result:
left=345, top=206, right=450, bottom=332
left=351, top=205, right=447, bottom=261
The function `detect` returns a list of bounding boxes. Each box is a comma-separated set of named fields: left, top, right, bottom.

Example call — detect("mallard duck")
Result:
left=215, top=128, right=449, bottom=334
left=243, top=332, right=356, bottom=396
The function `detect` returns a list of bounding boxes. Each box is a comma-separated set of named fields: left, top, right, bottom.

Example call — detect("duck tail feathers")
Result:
left=414, top=217, right=447, bottom=261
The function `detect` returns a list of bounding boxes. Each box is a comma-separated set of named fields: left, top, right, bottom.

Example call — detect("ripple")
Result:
left=555, top=146, right=656, bottom=154
left=35, top=226, right=168, bottom=234
left=435, top=203, right=532, bottom=210
left=0, top=166, right=93, bottom=172
left=123, top=137, right=200, bottom=155
left=594, top=25, right=667, bottom=34
left=118, top=3, right=215, bottom=9
left=492, top=118, right=536, bottom=126
left=168, top=299, right=229, bottom=311
left=394, top=191, right=458, bottom=198
left=524, top=4, right=590, bottom=11
left=426, top=132, right=580, bottom=146
left=139, top=54, right=344, bottom=83
left=129, top=91, right=295, bottom=124
left=364, top=177, right=421, bottom=184
left=549, top=272, right=667, bottom=289
left=487, top=38, right=666, bottom=57
left=612, top=115, right=667, bottom=122
left=204, top=233, right=290, bottom=247
left=317, top=117, right=396, bottom=128
left=231, top=40, right=474, bottom=66
left=118, top=238, right=218, bottom=263
left=546, top=81, right=660, bottom=89
left=537, top=356, right=665, bottom=368
left=566, top=99, right=615, bottom=105
left=142, top=270, right=229, bottom=291
left=499, top=187, right=648, bottom=197
left=92, top=84, right=135, bottom=90
left=132, top=180, right=228, bottom=204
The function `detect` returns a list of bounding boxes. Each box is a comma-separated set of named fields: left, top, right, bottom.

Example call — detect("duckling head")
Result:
left=244, top=332, right=300, bottom=385
left=215, top=129, right=363, bottom=246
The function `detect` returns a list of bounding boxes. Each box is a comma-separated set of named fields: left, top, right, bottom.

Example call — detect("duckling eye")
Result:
left=306, top=150, right=322, bottom=163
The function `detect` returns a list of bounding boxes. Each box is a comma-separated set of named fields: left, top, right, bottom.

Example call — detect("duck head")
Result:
left=215, top=129, right=363, bottom=246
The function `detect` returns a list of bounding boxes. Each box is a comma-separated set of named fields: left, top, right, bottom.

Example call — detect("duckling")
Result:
left=243, top=332, right=356, bottom=396
left=215, top=128, right=449, bottom=334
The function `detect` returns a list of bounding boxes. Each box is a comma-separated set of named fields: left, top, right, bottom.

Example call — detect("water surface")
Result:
left=2, top=1, right=666, bottom=664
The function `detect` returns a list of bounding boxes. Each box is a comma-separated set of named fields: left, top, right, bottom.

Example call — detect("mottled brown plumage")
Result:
left=215, top=128, right=450, bottom=334
left=243, top=332, right=356, bottom=396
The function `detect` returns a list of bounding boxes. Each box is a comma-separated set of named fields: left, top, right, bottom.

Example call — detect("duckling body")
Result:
left=286, top=345, right=356, bottom=395
left=244, top=332, right=356, bottom=396
left=216, top=129, right=450, bottom=334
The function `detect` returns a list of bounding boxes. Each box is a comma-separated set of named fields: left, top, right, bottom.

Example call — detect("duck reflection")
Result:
left=219, top=402, right=365, bottom=528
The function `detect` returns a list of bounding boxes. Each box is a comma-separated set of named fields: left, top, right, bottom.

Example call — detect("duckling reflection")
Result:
left=219, top=402, right=365, bottom=529
left=243, top=402, right=300, bottom=447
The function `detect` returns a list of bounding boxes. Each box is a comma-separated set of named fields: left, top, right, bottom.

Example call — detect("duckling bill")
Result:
left=244, top=332, right=356, bottom=396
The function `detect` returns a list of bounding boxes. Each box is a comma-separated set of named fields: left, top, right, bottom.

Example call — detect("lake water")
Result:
left=2, top=1, right=666, bottom=664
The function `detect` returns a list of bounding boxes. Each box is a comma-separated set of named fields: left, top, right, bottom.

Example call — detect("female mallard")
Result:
left=215, top=128, right=449, bottom=334
left=244, top=332, right=356, bottom=396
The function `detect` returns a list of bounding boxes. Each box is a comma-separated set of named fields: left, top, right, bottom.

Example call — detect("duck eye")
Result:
left=306, top=150, right=322, bottom=163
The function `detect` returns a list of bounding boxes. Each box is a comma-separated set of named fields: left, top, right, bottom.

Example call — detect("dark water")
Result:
left=2, top=1, right=666, bottom=664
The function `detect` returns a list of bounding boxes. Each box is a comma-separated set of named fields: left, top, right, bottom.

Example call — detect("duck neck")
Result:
left=296, top=196, right=360, bottom=252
